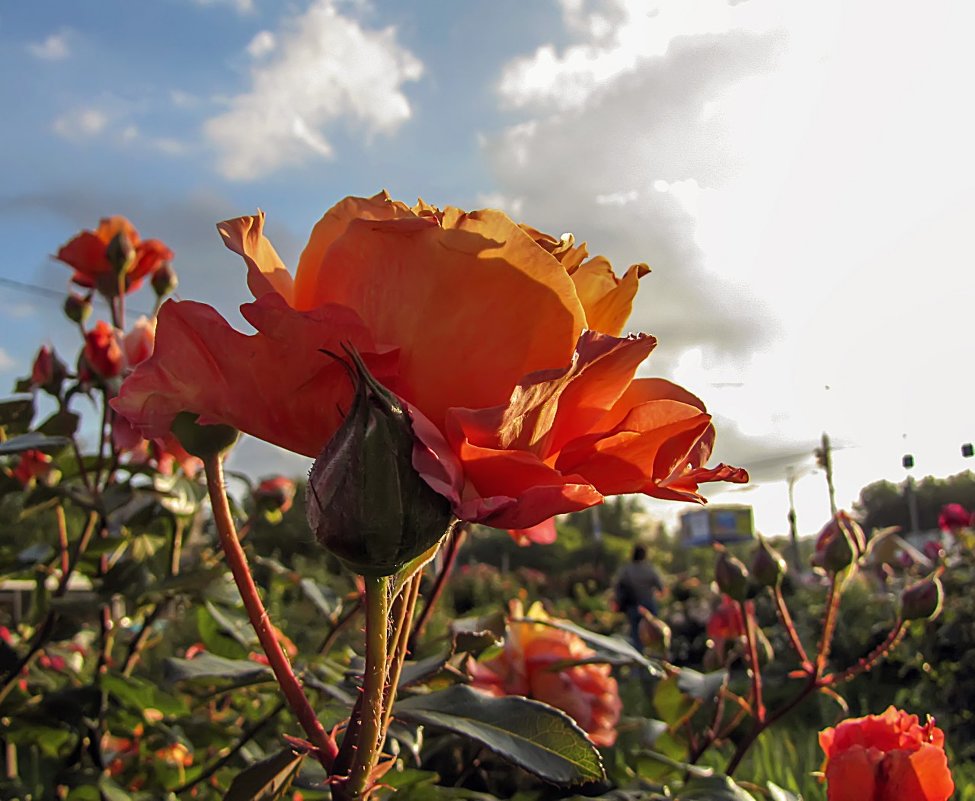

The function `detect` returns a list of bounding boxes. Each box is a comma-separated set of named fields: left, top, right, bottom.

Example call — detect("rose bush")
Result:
left=114, top=192, right=745, bottom=531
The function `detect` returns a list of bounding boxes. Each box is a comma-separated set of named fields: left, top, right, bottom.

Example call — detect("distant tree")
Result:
left=853, top=470, right=975, bottom=531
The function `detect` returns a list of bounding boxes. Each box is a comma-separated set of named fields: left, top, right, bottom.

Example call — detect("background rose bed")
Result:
left=0, top=206, right=968, bottom=800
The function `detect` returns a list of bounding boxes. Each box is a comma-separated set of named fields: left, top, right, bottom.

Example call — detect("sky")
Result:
left=1, top=0, right=973, bottom=538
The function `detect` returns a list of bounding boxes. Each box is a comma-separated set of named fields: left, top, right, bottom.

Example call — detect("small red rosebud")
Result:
left=751, top=536, right=787, bottom=587
left=253, top=476, right=296, bottom=516
left=901, top=574, right=944, bottom=621
left=84, top=321, right=124, bottom=379
left=13, top=450, right=54, bottom=487
left=812, top=511, right=866, bottom=573
left=30, top=346, right=68, bottom=395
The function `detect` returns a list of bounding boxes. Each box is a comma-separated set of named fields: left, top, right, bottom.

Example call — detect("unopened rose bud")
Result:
left=254, top=476, right=296, bottom=520
left=83, top=321, right=124, bottom=380
left=715, top=548, right=750, bottom=601
left=123, top=316, right=156, bottom=368
left=638, top=609, right=671, bottom=655
left=751, top=536, right=787, bottom=587
left=30, top=346, right=68, bottom=396
left=64, top=292, right=92, bottom=325
left=170, top=412, right=239, bottom=460
left=813, top=511, right=866, bottom=573
left=306, top=349, right=454, bottom=577
left=901, top=575, right=944, bottom=621
left=106, top=231, right=135, bottom=276
left=151, top=262, right=178, bottom=297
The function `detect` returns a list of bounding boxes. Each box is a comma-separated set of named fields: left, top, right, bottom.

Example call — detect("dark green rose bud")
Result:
left=151, top=262, right=178, bottom=297
left=812, top=511, right=866, bottom=573
left=306, top=349, right=454, bottom=577
left=171, top=411, right=239, bottom=460
left=751, top=536, right=787, bottom=587
left=715, top=547, right=750, bottom=601
left=106, top=230, right=135, bottom=276
left=901, top=574, right=944, bottom=621
left=64, top=292, right=93, bottom=325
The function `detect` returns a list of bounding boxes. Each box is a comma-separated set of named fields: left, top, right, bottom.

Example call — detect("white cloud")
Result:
left=191, top=0, right=255, bottom=15
left=204, top=0, right=423, bottom=180
left=52, top=108, right=108, bottom=140
left=246, top=30, right=276, bottom=58
left=488, top=0, right=975, bottom=535
left=28, top=31, right=71, bottom=61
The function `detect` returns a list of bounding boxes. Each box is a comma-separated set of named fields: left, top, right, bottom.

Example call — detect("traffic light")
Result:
left=902, top=454, right=915, bottom=469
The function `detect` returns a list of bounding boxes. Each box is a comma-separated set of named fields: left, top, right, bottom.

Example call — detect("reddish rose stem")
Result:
left=739, top=600, right=765, bottom=723
left=773, top=583, right=812, bottom=670
left=203, top=455, right=338, bottom=769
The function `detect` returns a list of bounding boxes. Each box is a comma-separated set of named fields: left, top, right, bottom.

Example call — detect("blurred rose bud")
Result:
left=638, top=609, right=671, bottom=655
left=106, top=230, right=135, bottom=277
left=83, top=321, right=124, bottom=380
left=901, top=574, right=944, bottom=621
left=13, top=450, right=55, bottom=487
left=151, top=261, right=178, bottom=297
left=812, top=511, right=866, bottom=573
left=306, top=349, right=453, bottom=577
left=254, top=476, right=296, bottom=518
left=751, top=536, right=787, bottom=587
left=30, top=346, right=68, bottom=396
left=123, top=316, right=156, bottom=368
left=714, top=547, right=750, bottom=601
left=64, top=292, right=93, bottom=325
left=938, top=503, right=970, bottom=534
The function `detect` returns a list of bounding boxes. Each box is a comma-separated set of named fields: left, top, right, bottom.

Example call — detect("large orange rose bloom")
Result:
left=114, top=192, right=746, bottom=529
left=469, top=600, right=621, bottom=746
left=819, top=706, right=954, bottom=801
left=56, top=216, right=173, bottom=294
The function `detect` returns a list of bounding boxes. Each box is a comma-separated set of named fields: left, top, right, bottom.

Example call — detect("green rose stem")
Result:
left=337, top=574, right=393, bottom=801
left=202, top=454, right=338, bottom=770
left=381, top=573, right=422, bottom=738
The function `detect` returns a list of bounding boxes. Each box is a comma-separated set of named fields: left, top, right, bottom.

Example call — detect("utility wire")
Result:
left=0, top=275, right=151, bottom=317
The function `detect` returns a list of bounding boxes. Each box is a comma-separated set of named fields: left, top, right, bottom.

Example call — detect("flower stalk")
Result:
left=202, top=454, right=338, bottom=770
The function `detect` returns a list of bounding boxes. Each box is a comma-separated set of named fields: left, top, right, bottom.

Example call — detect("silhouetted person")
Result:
left=614, top=544, right=663, bottom=649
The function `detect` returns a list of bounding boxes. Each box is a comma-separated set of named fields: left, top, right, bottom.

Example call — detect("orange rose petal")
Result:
left=56, top=230, right=112, bottom=283
left=308, top=207, right=586, bottom=428
left=825, top=746, right=881, bottom=801
left=128, top=239, right=174, bottom=286
left=450, top=435, right=602, bottom=528
left=292, top=191, right=416, bottom=310
left=113, top=295, right=398, bottom=457
left=217, top=212, right=295, bottom=305
left=556, top=400, right=713, bottom=495
left=882, top=745, right=954, bottom=801
left=571, top=257, right=649, bottom=336
left=507, top=518, right=558, bottom=546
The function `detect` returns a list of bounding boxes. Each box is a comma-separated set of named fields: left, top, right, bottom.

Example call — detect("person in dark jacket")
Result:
left=614, top=543, right=664, bottom=649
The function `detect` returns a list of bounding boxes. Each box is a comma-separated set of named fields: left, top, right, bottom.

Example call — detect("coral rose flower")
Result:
left=819, top=706, right=954, bottom=801
left=56, top=216, right=173, bottom=295
left=13, top=450, right=54, bottom=487
left=469, top=600, right=621, bottom=746
left=114, top=192, right=746, bottom=530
